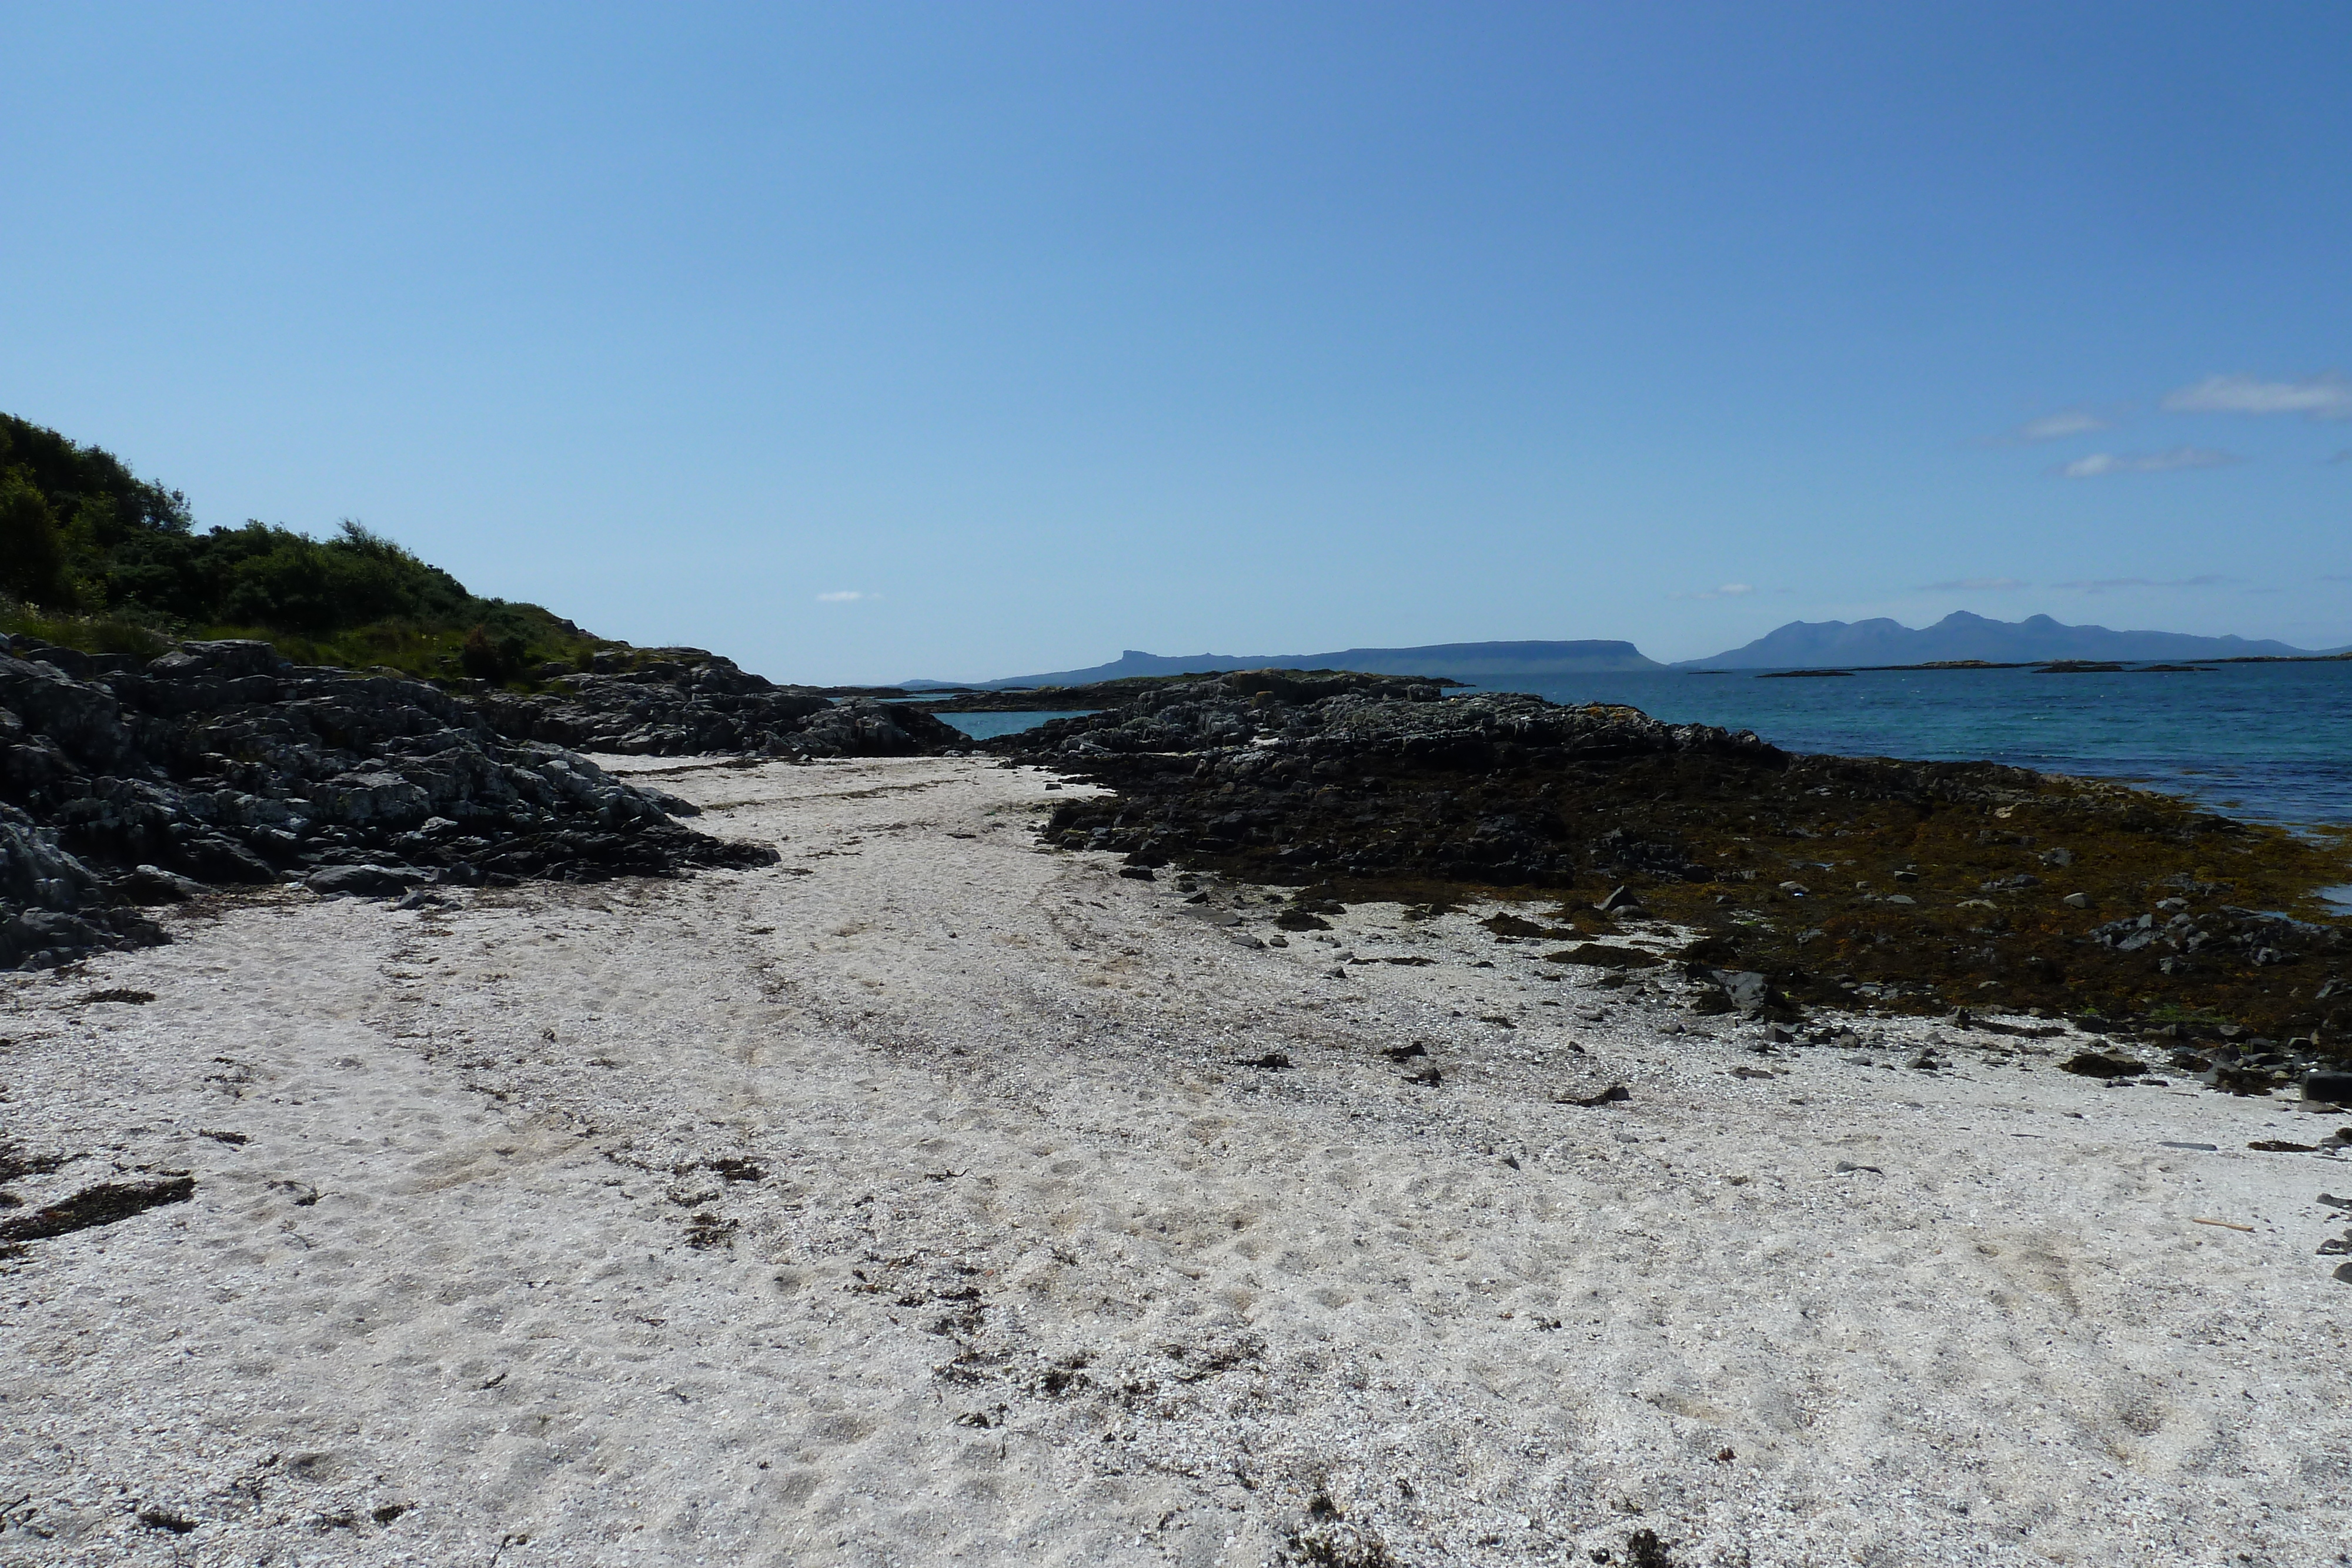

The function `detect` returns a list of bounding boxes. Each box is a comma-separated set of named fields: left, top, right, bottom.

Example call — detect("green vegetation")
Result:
left=1, top=412, right=606, bottom=684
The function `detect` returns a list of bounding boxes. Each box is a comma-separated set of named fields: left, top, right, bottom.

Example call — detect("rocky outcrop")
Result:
left=913, top=668, right=1458, bottom=714
left=475, top=648, right=970, bottom=757
left=991, top=670, right=2352, bottom=1055
left=995, top=672, right=1780, bottom=885
left=0, top=637, right=782, bottom=971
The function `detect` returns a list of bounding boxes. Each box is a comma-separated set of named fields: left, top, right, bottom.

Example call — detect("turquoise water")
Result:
left=926, top=662, right=2352, bottom=826
left=1462, top=662, right=2352, bottom=827
left=935, top=710, right=1099, bottom=741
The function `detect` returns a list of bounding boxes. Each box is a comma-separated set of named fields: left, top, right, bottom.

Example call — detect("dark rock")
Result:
left=985, top=667, right=2350, bottom=1051
left=1706, top=969, right=1799, bottom=1021
left=2305, top=1071, right=2352, bottom=1105
left=474, top=652, right=967, bottom=758
left=305, top=863, right=429, bottom=897
left=2062, top=1051, right=2148, bottom=1079
left=1, top=642, right=780, bottom=967
left=1547, top=942, right=1663, bottom=970
left=0, top=1175, right=194, bottom=1245
left=112, top=864, right=203, bottom=904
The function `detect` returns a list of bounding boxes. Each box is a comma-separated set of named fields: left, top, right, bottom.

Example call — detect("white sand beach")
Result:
left=3, top=755, right=2347, bottom=1567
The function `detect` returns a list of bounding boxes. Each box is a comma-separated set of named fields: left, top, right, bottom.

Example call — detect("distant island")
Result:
left=903, top=640, right=1665, bottom=689
left=1679, top=610, right=2348, bottom=668
left=914, top=613, right=2349, bottom=691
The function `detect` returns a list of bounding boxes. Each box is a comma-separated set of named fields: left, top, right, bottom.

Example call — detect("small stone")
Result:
left=2062, top=892, right=2091, bottom=909
left=2304, top=1071, right=2352, bottom=1105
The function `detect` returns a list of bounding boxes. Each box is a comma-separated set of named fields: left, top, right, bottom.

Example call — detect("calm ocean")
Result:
left=937, top=663, right=2352, bottom=828
left=1465, top=661, right=2352, bottom=829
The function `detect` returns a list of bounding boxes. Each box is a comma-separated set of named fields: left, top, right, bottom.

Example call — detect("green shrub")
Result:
left=0, top=413, right=607, bottom=685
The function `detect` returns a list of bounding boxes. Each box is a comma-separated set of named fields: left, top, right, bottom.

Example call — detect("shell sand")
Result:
left=3, top=755, right=2346, bottom=1565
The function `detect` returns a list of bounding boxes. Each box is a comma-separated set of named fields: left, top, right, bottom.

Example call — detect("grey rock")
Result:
left=305, top=863, right=430, bottom=897
left=474, top=654, right=965, bottom=760
left=0, top=641, right=780, bottom=968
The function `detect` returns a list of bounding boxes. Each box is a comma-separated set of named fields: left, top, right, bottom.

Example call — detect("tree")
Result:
left=0, top=472, right=69, bottom=605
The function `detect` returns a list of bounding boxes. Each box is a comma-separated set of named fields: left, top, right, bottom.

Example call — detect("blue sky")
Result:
left=4, top=3, right=2348, bottom=680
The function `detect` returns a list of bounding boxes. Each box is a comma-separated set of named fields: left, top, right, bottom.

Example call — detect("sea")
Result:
left=933, top=662, right=2352, bottom=831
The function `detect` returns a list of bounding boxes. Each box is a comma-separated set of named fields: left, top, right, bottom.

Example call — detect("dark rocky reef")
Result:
left=474, top=647, right=971, bottom=757
left=1001, top=671, right=1781, bottom=885
left=0, top=636, right=784, bottom=971
left=994, top=670, right=2352, bottom=1061
left=914, top=668, right=1459, bottom=714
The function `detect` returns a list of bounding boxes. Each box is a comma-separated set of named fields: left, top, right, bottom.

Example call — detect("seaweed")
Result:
left=0, top=1176, right=193, bottom=1245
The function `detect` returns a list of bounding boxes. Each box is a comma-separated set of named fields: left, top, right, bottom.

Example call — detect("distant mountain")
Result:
left=1684, top=611, right=2347, bottom=668
left=905, top=639, right=1664, bottom=690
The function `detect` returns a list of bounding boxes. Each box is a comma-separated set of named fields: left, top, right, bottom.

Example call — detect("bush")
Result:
left=0, top=413, right=605, bottom=686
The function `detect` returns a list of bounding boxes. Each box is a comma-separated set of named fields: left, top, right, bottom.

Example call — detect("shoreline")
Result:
left=4, top=755, right=2348, bottom=1564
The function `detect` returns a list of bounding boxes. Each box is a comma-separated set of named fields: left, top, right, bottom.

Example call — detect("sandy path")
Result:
left=2, top=755, right=2347, bottom=1567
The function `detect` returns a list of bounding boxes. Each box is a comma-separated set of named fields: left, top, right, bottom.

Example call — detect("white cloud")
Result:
left=2050, top=574, right=2226, bottom=593
left=1670, top=583, right=1754, bottom=600
left=2050, top=446, right=2240, bottom=478
left=2011, top=409, right=2111, bottom=443
left=1917, top=577, right=2026, bottom=591
left=816, top=590, right=876, bottom=603
left=2161, top=372, right=2352, bottom=420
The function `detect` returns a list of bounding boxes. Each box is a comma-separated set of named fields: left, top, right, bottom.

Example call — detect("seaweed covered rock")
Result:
left=0, top=636, right=779, bottom=970
left=475, top=648, right=968, bottom=757
left=917, top=667, right=1454, bottom=714
left=995, top=671, right=2352, bottom=1051
left=997, top=674, right=1778, bottom=885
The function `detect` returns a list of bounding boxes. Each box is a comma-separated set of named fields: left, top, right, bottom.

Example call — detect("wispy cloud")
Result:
left=816, top=589, right=876, bottom=603
left=2161, top=372, right=2352, bottom=420
left=2050, top=574, right=2227, bottom=593
left=2050, top=447, right=2240, bottom=479
left=1668, top=583, right=1753, bottom=601
left=2009, top=409, right=2110, bottom=443
left=1916, top=576, right=2026, bottom=592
